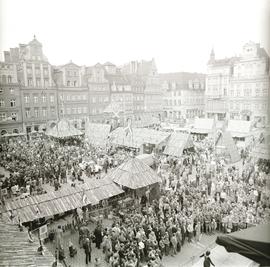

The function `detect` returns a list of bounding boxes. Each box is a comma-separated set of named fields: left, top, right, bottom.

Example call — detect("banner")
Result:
left=39, top=224, right=48, bottom=240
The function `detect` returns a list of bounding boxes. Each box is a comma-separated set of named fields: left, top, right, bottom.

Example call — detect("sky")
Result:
left=0, top=0, right=269, bottom=73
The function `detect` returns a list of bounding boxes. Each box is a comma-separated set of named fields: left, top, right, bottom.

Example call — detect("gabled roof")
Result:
left=227, top=120, right=252, bottom=137
left=215, top=131, right=241, bottom=163
left=61, top=60, right=81, bottom=68
left=191, top=118, right=215, bottom=134
left=103, top=61, right=115, bottom=66
left=109, top=127, right=170, bottom=148
left=45, top=119, right=83, bottom=138
left=105, top=157, right=161, bottom=189
left=163, top=132, right=194, bottom=157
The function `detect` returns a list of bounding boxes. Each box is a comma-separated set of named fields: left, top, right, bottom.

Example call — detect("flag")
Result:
left=124, top=118, right=133, bottom=138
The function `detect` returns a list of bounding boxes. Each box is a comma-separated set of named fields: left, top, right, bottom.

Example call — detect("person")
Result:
left=55, top=225, right=63, bottom=249
left=201, top=250, right=215, bottom=267
left=83, top=238, right=92, bottom=265
left=68, top=240, right=77, bottom=257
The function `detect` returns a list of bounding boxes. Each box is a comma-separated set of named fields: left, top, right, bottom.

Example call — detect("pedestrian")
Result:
left=83, top=237, right=92, bottom=265
left=201, top=250, right=215, bottom=267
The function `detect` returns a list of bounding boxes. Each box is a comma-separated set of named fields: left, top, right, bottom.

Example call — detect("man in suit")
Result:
left=83, top=238, right=92, bottom=264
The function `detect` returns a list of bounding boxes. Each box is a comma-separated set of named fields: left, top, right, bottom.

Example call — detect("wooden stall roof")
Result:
left=215, top=131, right=241, bottom=163
left=133, top=114, right=159, bottom=128
left=85, top=122, right=111, bottom=147
left=0, top=220, right=56, bottom=267
left=227, top=120, right=252, bottom=138
left=104, top=157, right=162, bottom=189
left=2, top=178, right=124, bottom=224
left=190, top=118, right=215, bottom=134
left=109, top=127, right=170, bottom=148
left=45, top=119, right=83, bottom=138
left=163, top=132, right=194, bottom=157
left=252, top=144, right=270, bottom=160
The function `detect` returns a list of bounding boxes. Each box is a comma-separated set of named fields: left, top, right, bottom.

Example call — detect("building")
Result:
left=122, top=58, right=163, bottom=118
left=85, top=63, right=110, bottom=122
left=161, top=72, right=205, bottom=122
left=206, top=42, right=270, bottom=125
left=0, top=62, right=23, bottom=135
left=230, top=41, right=269, bottom=125
left=53, top=61, right=89, bottom=129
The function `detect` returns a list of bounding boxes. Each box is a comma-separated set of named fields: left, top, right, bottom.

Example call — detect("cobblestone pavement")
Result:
left=43, top=217, right=218, bottom=267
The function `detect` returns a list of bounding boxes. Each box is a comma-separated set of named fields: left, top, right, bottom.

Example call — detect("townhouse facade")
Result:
left=205, top=41, right=270, bottom=125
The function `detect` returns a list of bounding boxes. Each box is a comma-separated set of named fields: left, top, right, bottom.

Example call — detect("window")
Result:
left=0, top=99, right=4, bottom=107
left=77, top=107, right=81, bottom=114
left=74, top=71, right=77, bottom=76
left=24, top=95, right=30, bottom=103
left=10, top=99, right=16, bottom=107
left=50, top=107, right=55, bottom=115
left=67, top=81, right=70, bottom=86
left=73, top=81, right=77, bottom=87
left=82, top=94, right=87, bottom=100
left=11, top=112, right=17, bottom=121
left=42, top=94, right=47, bottom=103
left=44, top=68, right=48, bottom=76
left=25, top=108, right=30, bottom=118
left=7, top=76, right=12, bottom=83
left=44, top=79, right=49, bottom=87
left=92, top=97, right=96, bottom=103
left=0, top=113, right=6, bottom=121
left=13, top=129, right=19, bottom=134
left=27, top=68, right=32, bottom=74
left=66, top=95, right=70, bottom=101
left=36, top=79, right=41, bottom=87
left=42, top=107, right=47, bottom=117
left=9, top=88, right=14, bottom=94
left=66, top=108, right=71, bottom=114
left=34, top=108, right=39, bottom=118
left=83, top=107, right=87, bottom=113
left=0, top=88, right=3, bottom=94
left=72, top=108, right=77, bottom=114
left=33, top=95, right=38, bottom=103
left=28, top=79, right=33, bottom=86
left=50, top=94, right=55, bottom=103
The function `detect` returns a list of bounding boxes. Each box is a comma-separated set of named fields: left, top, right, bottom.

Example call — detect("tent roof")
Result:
left=2, top=178, right=123, bottom=224
left=0, top=220, right=57, bottom=267
left=227, top=120, right=252, bottom=137
left=252, top=144, right=270, bottom=160
left=85, top=122, right=111, bottom=147
left=109, top=127, right=170, bottom=148
left=163, top=132, right=193, bottom=157
left=133, top=114, right=159, bottom=128
left=191, top=118, right=215, bottom=134
left=216, top=224, right=270, bottom=266
left=45, top=119, right=83, bottom=138
left=215, top=131, right=241, bottom=163
left=104, top=157, right=162, bottom=189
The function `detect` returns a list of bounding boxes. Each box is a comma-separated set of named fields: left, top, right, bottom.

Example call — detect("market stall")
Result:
left=109, top=127, right=170, bottom=151
left=45, top=119, right=83, bottom=138
left=163, top=132, right=194, bottom=158
left=190, top=118, right=215, bottom=138
left=85, top=122, right=111, bottom=147
left=251, top=144, right=270, bottom=161
left=227, top=120, right=253, bottom=148
left=1, top=178, right=124, bottom=224
left=215, top=131, right=241, bottom=163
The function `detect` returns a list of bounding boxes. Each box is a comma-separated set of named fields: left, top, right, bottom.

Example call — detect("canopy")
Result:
left=2, top=178, right=123, bottom=224
left=227, top=120, right=252, bottom=138
left=216, top=224, right=270, bottom=266
left=85, top=122, right=111, bottom=147
left=109, top=127, right=170, bottom=148
left=104, top=157, right=162, bottom=189
left=252, top=144, right=270, bottom=160
left=163, top=132, right=193, bottom=157
left=136, top=153, right=154, bottom=166
left=190, top=118, right=215, bottom=134
left=133, top=114, right=159, bottom=128
left=215, top=131, right=241, bottom=163
left=45, top=119, right=83, bottom=138
left=0, top=220, right=57, bottom=267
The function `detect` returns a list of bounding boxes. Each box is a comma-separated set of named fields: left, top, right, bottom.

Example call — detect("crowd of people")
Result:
left=52, top=136, right=270, bottom=267
left=0, top=131, right=269, bottom=266
left=0, top=135, right=130, bottom=199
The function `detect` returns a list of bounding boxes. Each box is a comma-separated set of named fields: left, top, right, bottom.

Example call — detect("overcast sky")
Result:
left=0, top=0, right=269, bottom=73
